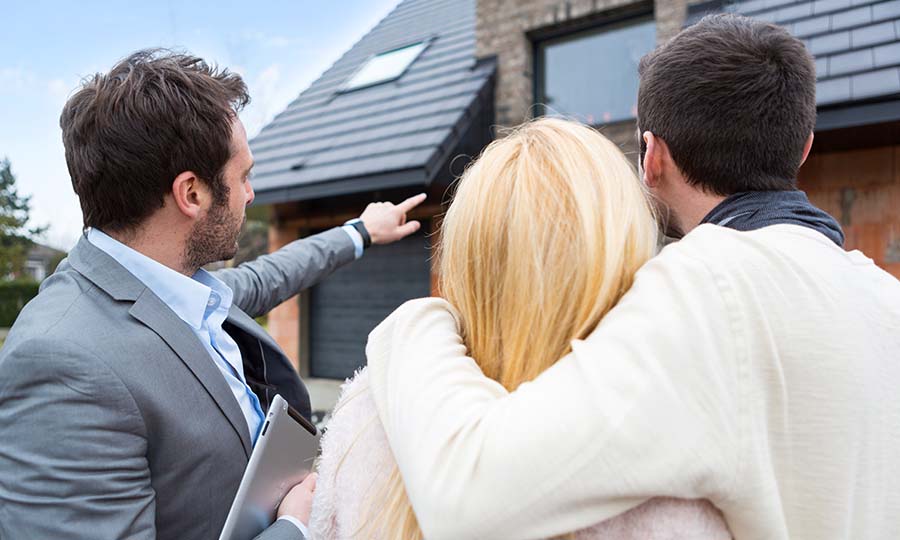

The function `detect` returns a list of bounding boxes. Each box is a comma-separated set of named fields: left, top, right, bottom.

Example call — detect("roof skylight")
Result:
left=342, top=41, right=428, bottom=91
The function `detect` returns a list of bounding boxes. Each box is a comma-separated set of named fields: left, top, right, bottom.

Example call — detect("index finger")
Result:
left=396, top=193, right=427, bottom=213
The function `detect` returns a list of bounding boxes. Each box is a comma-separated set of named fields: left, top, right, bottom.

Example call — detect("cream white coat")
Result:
left=364, top=224, right=900, bottom=540
left=310, top=369, right=731, bottom=539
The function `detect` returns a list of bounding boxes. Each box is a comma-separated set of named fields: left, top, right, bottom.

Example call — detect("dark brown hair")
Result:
left=637, top=14, right=816, bottom=195
left=61, top=48, right=250, bottom=232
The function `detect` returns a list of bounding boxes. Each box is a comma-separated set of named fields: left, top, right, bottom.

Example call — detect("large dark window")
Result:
left=535, top=16, right=656, bottom=125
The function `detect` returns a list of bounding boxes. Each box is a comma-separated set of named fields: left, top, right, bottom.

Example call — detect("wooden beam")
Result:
left=272, top=204, right=444, bottom=232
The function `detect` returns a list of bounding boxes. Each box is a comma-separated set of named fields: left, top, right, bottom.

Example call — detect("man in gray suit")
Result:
left=0, top=49, right=424, bottom=540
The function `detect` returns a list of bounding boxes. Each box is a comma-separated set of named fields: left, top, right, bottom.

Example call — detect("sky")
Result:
left=0, top=0, right=400, bottom=251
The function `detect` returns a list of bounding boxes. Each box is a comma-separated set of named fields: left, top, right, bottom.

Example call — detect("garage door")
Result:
left=309, top=229, right=432, bottom=379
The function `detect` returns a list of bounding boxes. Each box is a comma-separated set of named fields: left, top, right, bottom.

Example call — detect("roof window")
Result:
left=341, top=41, right=428, bottom=91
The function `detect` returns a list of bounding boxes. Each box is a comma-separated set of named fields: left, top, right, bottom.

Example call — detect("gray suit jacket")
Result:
left=0, top=227, right=356, bottom=540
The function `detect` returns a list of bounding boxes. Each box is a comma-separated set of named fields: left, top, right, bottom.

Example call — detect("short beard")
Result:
left=184, top=200, right=244, bottom=272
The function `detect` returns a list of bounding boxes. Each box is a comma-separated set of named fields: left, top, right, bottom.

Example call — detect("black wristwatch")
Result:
left=345, top=218, right=372, bottom=249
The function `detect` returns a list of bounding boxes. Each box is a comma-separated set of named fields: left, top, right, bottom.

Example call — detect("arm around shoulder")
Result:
left=366, top=246, right=744, bottom=539
left=0, top=337, right=155, bottom=539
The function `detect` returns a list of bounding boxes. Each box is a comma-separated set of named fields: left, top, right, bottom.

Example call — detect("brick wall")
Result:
left=476, top=0, right=692, bottom=154
left=267, top=222, right=302, bottom=370
left=799, top=145, right=900, bottom=279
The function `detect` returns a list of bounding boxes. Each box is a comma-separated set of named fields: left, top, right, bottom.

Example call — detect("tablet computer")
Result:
left=219, top=394, right=320, bottom=540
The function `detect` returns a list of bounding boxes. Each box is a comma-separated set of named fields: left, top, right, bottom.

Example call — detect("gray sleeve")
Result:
left=215, top=227, right=356, bottom=319
left=0, top=337, right=155, bottom=539
left=253, top=518, right=307, bottom=540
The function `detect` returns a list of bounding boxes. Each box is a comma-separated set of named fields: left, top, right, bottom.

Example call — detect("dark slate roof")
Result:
left=687, top=0, right=900, bottom=128
left=249, top=0, right=495, bottom=205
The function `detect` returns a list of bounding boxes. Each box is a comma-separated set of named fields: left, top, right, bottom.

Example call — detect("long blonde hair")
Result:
left=364, top=118, right=658, bottom=538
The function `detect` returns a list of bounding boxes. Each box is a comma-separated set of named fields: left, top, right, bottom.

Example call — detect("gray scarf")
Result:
left=700, top=190, right=844, bottom=247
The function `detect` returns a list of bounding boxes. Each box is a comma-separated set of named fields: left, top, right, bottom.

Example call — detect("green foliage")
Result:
left=0, top=279, right=40, bottom=327
left=0, top=158, right=46, bottom=277
left=254, top=315, right=268, bottom=331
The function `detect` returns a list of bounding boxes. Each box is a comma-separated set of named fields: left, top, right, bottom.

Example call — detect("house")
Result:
left=249, top=0, right=495, bottom=406
left=250, top=0, right=900, bottom=410
left=23, top=243, right=65, bottom=282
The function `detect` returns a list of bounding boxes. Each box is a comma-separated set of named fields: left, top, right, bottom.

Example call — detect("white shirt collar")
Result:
left=87, top=228, right=233, bottom=330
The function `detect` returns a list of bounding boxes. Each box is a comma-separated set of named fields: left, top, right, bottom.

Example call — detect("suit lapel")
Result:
left=129, top=289, right=253, bottom=458
left=67, top=235, right=253, bottom=458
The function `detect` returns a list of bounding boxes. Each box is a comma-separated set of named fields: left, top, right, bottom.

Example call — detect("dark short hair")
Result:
left=637, top=14, right=816, bottom=194
left=61, top=49, right=250, bottom=232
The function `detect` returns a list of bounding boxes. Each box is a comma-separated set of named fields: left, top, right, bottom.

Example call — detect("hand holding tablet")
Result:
left=219, top=395, right=321, bottom=540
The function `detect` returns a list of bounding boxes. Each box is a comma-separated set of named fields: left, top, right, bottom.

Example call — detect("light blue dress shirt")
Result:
left=341, top=223, right=365, bottom=259
left=87, top=229, right=266, bottom=441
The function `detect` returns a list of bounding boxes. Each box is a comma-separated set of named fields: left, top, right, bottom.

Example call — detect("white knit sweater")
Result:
left=363, top=224, right=900, bottom=540
left=310, top=369, right=731, bottom=539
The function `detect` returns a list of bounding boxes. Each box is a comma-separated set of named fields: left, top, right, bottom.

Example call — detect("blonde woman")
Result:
left=308, top=118, right=732, bottom=539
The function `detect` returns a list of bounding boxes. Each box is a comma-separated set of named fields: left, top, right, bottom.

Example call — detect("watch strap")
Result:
left=347, top=219, right=372, bottom=249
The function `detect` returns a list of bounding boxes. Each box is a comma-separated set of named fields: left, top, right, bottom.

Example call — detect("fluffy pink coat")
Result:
left=310, top=369, right=732, bottom=539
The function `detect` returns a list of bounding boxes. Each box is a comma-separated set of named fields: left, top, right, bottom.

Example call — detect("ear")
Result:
left=641, top=131, right=665, bottom=188
left=799, top=132, right=814, bottom=167
left=171, top=171, right=207, bottom=220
